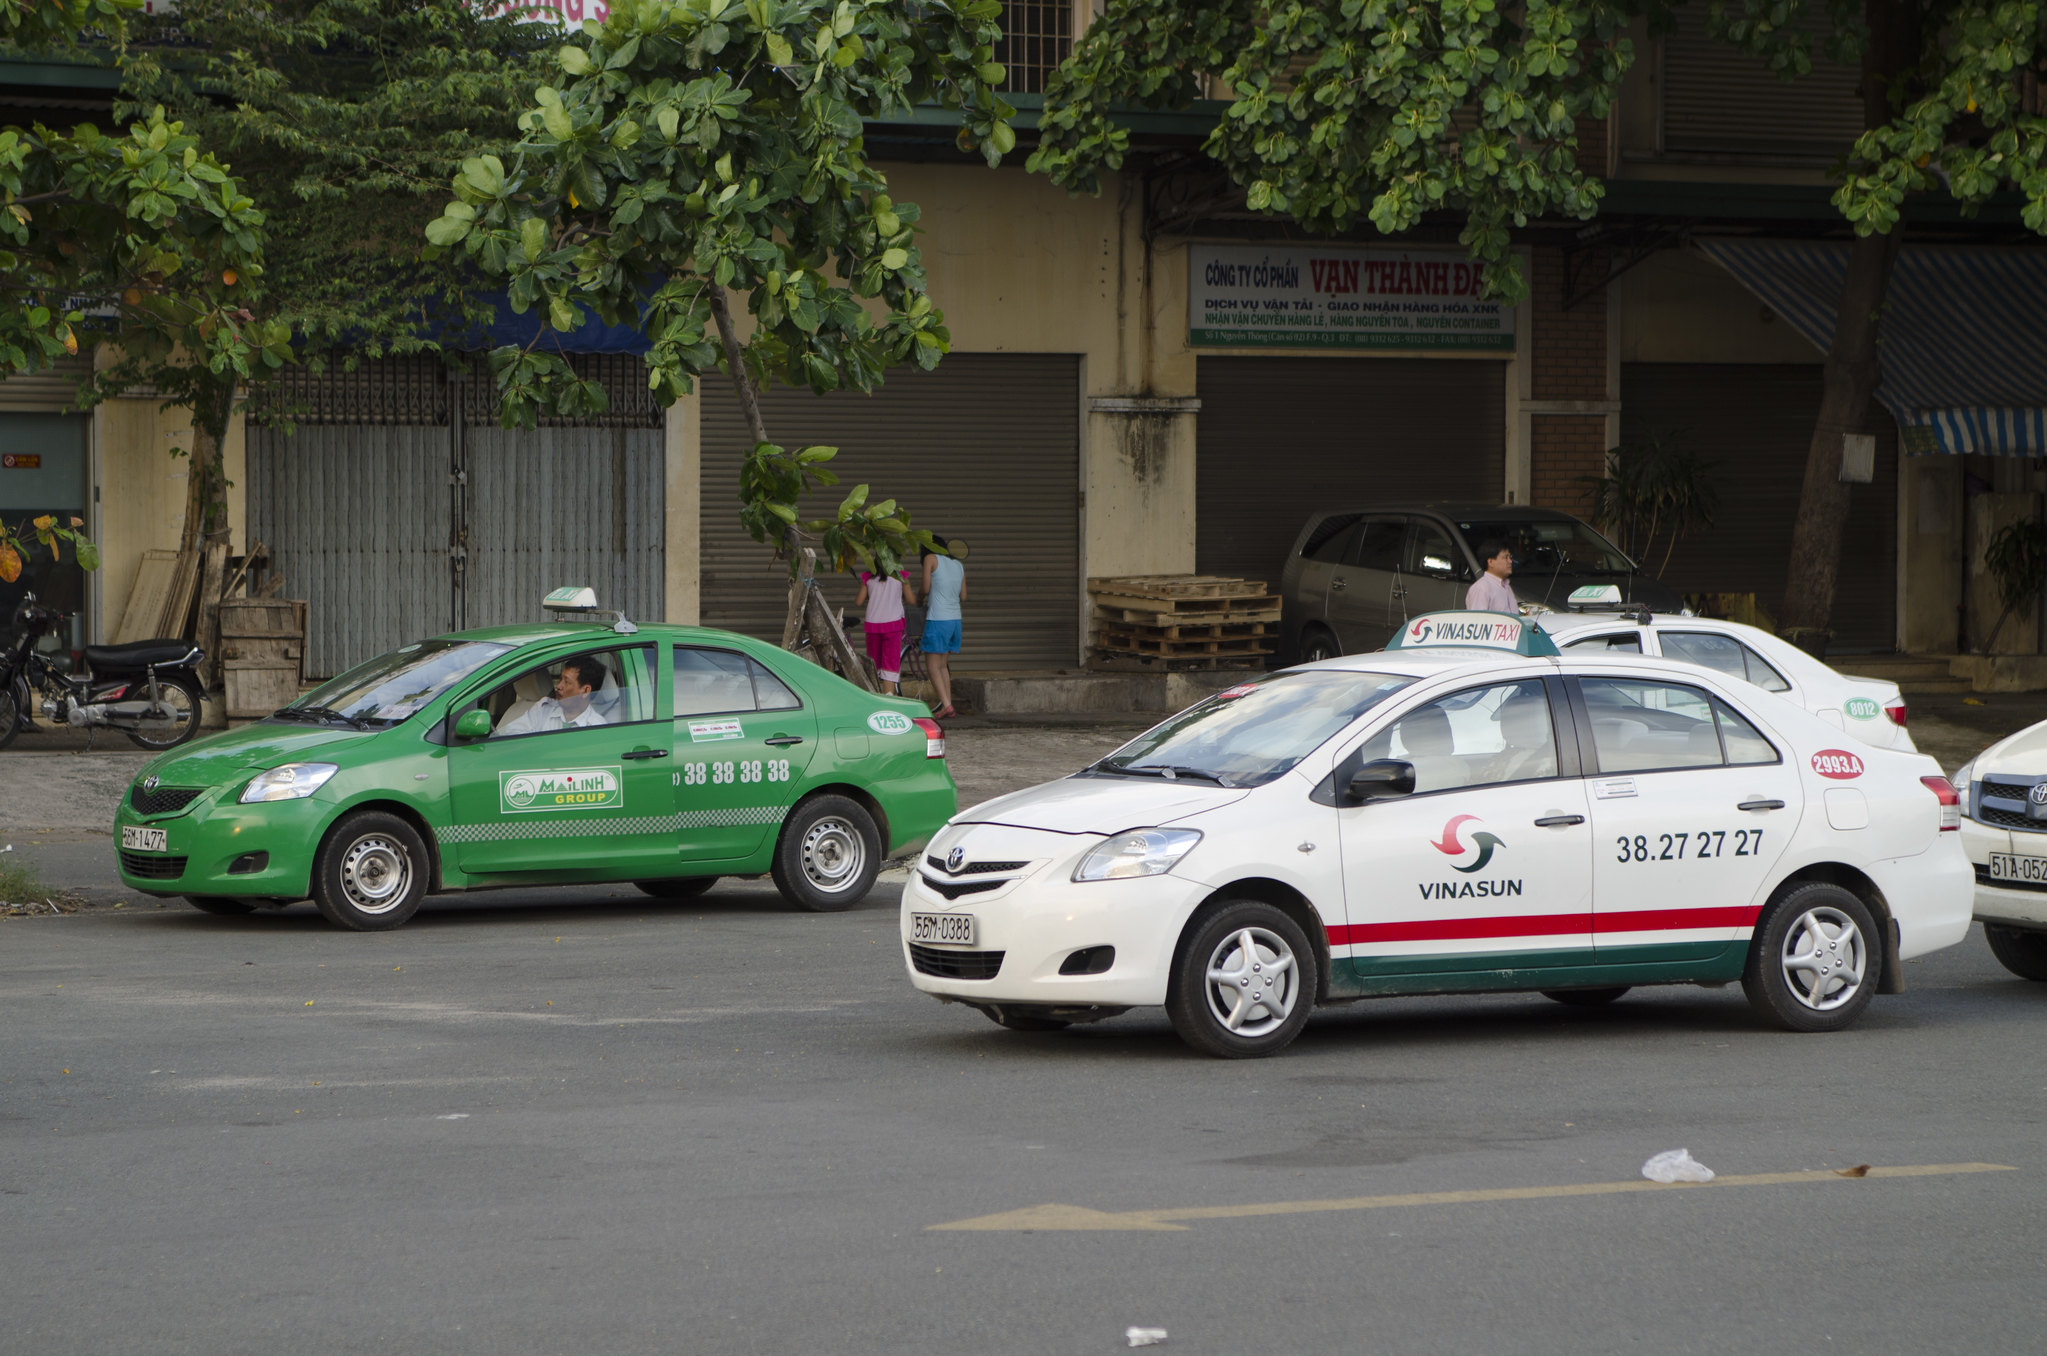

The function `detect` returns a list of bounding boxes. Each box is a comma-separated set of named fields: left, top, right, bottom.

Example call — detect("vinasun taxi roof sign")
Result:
left=1386, top=611, right=1561, bottom=657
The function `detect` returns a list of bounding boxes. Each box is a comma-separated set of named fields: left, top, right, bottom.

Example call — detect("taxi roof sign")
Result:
left=1387, top=610, right=1560, bottom=657
left=544, top=586, right=599, bottom=611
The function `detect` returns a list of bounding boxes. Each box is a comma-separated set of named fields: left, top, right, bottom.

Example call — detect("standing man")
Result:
left=1466, top=539, right=1519, bottom=614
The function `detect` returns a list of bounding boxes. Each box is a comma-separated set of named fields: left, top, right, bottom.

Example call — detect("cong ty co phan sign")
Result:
left=1188, top=244, right=1513, bottom=352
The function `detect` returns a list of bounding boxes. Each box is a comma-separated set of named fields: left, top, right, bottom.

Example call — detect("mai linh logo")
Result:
left=1431, top=814, right=1504, bottom=873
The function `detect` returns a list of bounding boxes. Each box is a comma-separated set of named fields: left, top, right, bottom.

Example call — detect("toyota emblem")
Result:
left=142, top=774, right=159, bottom=793
left=946, top=845, right=967, bottom=872
left=2029, top=783, right=2047, bottom=807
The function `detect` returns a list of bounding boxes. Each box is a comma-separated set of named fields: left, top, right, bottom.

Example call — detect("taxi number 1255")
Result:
left=674, top=760, right=792, bottom=787
left=1615, top=830, right=1761, bottom=863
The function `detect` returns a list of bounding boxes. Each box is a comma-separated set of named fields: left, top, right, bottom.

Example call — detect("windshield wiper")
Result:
left=1102, top=762, right=1233, bottom=787
left=277, top=703, right=372, bottom=730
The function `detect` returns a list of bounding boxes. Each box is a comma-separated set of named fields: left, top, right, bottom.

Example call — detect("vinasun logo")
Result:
left=1420, top=815, right=1523, bottom=899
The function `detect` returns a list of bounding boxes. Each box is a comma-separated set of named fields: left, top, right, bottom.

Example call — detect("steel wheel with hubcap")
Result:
left=771, top=794, right=880, bottom=912
left=1167, top=899, right=1318, bottom=1058
left=1298, top=627, right=1340, bottom=665
left=1742, top=882, right=1879, bottom=1032
left=311, top=811, right=429, bottom=931
left=1984, top=924, right=2047, bottom=981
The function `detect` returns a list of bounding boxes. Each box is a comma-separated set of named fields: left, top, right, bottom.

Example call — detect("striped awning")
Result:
left=1694, top=238, right=2047, bottom=456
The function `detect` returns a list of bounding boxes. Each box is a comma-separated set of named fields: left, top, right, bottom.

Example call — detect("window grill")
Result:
left=996, top=0, right=1071, bottom=94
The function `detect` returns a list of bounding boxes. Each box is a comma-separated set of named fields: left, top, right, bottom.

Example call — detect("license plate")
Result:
left=911, top=911, right=976, bottom=945
left=121, top=826, right=168, bottom=852
left=1988, top=853, right=2047, bottom=883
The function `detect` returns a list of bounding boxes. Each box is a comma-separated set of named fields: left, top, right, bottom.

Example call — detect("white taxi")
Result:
left=1953, top=720, right=2047, bottom=981
left=902, top=611, right=1970, bottom=1058
left=1541, top=605, right=1914, bottom=751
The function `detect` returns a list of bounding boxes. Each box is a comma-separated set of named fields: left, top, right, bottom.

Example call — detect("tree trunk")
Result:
left=1776, top=0, right=1919, bottom=651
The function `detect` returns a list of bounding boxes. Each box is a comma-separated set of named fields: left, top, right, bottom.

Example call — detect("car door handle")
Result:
left=621, top=747, right=669, bottom=760
left=1533, top=814, right=1585, bottom=827
left=1330, top=578, right=1348, bottom=592
left=1738, top=799, right=1785, bottom=812
left=763, top=735, right=805, bottom=747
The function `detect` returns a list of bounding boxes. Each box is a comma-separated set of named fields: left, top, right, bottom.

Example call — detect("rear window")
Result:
left=1089, top=670, right=1415, bottom=788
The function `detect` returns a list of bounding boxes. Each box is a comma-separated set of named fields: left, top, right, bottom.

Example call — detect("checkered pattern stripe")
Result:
left=435, top=804, right=789, bottom=847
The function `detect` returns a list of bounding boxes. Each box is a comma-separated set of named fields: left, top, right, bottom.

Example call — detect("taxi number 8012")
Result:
left=675, top=759, right=791, bottom=787
left=1616, top=830, right=1762, bottom=863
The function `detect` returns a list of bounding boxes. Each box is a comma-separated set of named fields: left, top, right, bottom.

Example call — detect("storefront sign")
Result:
left=1188, top=244, right=1514, bottom=352
left=0, top=454, right=41, bottom=469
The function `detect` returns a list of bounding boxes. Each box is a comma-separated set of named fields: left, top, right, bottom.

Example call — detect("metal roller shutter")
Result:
left=1661, top=8, right=1863, bottom=160
left=699, top=354, right=1080, bottom=669
left=1195, top=356, right=1506, bottom=587
left=0, top=356, right=92, bottom=413
left=1619, top=363, right=1897, bottom=650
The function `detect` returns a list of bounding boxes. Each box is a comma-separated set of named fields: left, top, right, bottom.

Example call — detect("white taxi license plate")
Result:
left=121, top=826, right=168, bottom=853
left=911, top=912, right=976, bottom=946
left=1988, top=853, right=2047, bottom=883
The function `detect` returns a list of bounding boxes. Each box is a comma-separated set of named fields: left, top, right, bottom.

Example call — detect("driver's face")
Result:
left=553, top=666, right=593, bottom=701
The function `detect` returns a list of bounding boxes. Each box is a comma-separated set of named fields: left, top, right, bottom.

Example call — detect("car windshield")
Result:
left=284, top=640, right=514, bottom=726
left=1457, top=519, right=1635, bottom=574
left=1090, top=671, right=1416, bottom=788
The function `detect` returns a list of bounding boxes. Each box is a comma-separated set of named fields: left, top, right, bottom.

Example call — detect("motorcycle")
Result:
left=1, top=592, right=207, bottom=751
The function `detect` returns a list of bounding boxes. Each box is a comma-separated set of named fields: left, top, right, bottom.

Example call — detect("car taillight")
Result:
left=1921, top=775, right=1960, bottom=831
left=911, top=716, right=945, bottom=759
left=1884, top=698, right=1908, bottom=727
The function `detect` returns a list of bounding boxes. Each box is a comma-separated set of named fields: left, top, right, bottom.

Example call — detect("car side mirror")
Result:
left=452, top=709, right=493, bottom=741
left=1346, top=759, right=1416, bottom=804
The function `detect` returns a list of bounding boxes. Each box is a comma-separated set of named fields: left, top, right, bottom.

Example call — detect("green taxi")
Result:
left=111, top=596, right=955, bottom=929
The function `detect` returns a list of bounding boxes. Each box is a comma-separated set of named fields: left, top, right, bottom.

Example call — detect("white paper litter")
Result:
left=435, top=1113, right=470, bottom=1121
left=1125, top=1328, right=1169, bottom=1347
left=1641, top=1148, right=1715, bottom=1183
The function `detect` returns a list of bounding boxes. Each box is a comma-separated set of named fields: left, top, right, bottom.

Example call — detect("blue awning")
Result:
left=1694, top=238, right=2047, bottom=456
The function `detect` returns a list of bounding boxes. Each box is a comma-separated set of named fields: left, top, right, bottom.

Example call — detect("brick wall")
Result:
left=1528, top=242, right=1611, bottom=516
left=1531, top=416, right=1608, bottom=516
left=1574, top=113, right=1609, bottom=179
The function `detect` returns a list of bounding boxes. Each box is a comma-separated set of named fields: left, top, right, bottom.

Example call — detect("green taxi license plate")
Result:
left=911, top=911, right=976, bottom=945
left=121, top=826, right=168, bottom=853
left=1988, top=853, right=2047, bottom=883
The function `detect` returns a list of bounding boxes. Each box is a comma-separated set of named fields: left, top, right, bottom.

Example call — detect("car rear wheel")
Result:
left=1984, top=924, right=2047, bottom=981
left=183, top=895, right=257, bottom=917
left=771, top=794, right=880, bottom=912
left=311, top=812, right=429, bottom=931
left=1741, top=883, right=1879, bottom=1032
left=1298, top=627, right=1341, bottom=665
left=1540, top=987, right=1630, bottom=1006
left=635, top=877, right=720, bottom=900
left=1166, top=899, right=1318, bottom=1058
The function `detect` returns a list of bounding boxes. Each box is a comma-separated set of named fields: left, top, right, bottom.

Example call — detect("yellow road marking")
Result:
left=927, top=1162, right=2016, bottom=1232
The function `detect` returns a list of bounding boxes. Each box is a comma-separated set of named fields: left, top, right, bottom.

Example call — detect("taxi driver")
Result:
left=495, top=654, right=611, bottom=736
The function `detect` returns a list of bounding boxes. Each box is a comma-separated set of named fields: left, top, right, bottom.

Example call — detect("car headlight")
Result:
left=1073, top=828, right=1203, bottom=882
left=240, top=763, right=340, bottom=803
left=1952, top=760, right=1974, bottom=812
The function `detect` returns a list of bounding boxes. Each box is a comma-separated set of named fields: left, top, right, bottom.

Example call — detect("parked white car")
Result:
left=902, top=611, right=1969, bottom=1057
left=1541, top=611, right=1914, bottom=751
left=1953, top=723, right=2047, bottom=981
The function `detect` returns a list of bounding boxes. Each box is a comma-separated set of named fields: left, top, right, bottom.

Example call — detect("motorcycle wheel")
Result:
left=0, top=681, right=20, bottom=752
left=126, top=676, right=204, bottom=750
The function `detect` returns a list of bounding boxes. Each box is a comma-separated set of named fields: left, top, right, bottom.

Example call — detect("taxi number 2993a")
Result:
left=1615, top=830, right=1763, bottom=863
left=674, top=759, right=792, bottom=787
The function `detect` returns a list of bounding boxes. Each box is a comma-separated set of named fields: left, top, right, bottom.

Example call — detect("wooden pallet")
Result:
left=1096, top=617, right=1275, bottom=644
left=1095, top=633, right=1274, bottom=660
left=1088, top=574, right=1269, bottom=602
left=1089, top=648, right=1270, bottom=673
left=1094, top=601, right=1282, bottom=627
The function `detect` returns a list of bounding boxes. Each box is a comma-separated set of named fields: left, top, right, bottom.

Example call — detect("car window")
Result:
left=1714, top=698, right=1779, bottom=765
left=287, top=639, right=513, bottom=726
left=1352, top=517, right=1406, bottom=572
left=673, top=646, right=802, bottom=715
left=466, top=645, right=657, bottom=738
left=1739, top=645, right=1791, bottom=693
left=1579, top=677, right=1724, bottom=773
left=1304, top=518, right=1363, bottom=564
left=1353, top=679, right=1558, bottom=793
left=1454, top=518, right=1633, bottom=573
left=1664, top=630, right=1793, bottom=695
left=1565, top=632, right=1642, bottom=654
left=1092, top=670, right=1415, bottom=788
left=1407, top=520, right=1465, bottom=580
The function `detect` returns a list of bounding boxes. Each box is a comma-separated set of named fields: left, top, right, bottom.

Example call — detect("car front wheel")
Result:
left=1741, top=883, right=1879, bottom=1032
left=1166, top=899, right=1318, bottom=1058
left=310, top=812, right=429, bottom=931
left=1298, top=627, right=1341, bottom=664
left=771, top=795, right=880, bottom=912
left=1985, top=924, right=2047, bottom=981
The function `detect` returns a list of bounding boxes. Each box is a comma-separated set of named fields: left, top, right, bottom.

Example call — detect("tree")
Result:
left=425, top=0, right=1016, bottom=684
left=1030, top=0, right=2047, bottom=643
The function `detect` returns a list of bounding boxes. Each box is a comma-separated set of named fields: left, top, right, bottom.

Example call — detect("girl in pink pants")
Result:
left=855, top=567, right=916, bottom=694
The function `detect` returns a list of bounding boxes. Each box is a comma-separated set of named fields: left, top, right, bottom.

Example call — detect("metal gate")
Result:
left=248, top=356, right=665, bottom=679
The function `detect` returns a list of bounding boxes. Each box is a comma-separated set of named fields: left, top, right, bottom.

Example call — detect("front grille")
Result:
left=1975, top=805, right=2047, bottom=831
left=909, top=943, right=1005, bottom=980
left=1980, top=779, right=2035, bottom=801
left=919, top=874, right=1007, bottom=901
left=925, top=856, right=1029, bottom=876
left=131, top=784, right=204, bottom=816
left=1976, top=865, right=2047, bottom=894
left=120, top=851, right=187, bottom=880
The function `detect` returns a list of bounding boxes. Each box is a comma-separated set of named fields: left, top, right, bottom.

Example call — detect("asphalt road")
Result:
left=5, top=877, right=2045, bottom=1355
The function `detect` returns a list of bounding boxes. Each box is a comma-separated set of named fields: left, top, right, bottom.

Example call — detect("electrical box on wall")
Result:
left=1840, top=432, right=1876, bottom=483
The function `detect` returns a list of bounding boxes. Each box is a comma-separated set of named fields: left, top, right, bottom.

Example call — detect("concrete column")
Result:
left=664, top=390, right=699, bottom=625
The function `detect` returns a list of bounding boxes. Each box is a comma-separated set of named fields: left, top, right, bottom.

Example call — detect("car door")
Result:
left=1401, top=517, right=1473, bottom=620
left=1570, top=673, right=1804, bottom=962
left=445, top=644, right=677, bottom=875
left=1325, top=515, right=1407, bottom=652
left=1334, top=676, right=1595, bottom=978
left=671, top=645, right=820, bottom=860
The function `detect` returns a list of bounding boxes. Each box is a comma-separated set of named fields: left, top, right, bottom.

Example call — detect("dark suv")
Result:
left=1278, top=503, right=1684, bottom=662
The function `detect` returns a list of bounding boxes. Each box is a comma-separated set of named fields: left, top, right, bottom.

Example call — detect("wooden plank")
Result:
left=1087, top=575, right=1268, bottom=601
left=1090, top=592, right=1275, bottom=617
left=196, top=539, right=231, bottom=689
left=114, top=550, right=180, bottom=644
left=1093, top=602, right=1281, bottom=626
left=159, top=550, right=202, bottom=640
left=1094, top=609, right=1279, bottom=634
left=1088, top=648, right=1270, bottom=673
left=1094, top=633, right=1275, bottom=659
left=224, top=665, right=304, bottom=719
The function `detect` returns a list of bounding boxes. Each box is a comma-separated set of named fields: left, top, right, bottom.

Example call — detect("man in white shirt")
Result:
left=495, top=654, right=611, bottom=736
left=1465, top=539, right=1520, bottom=614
